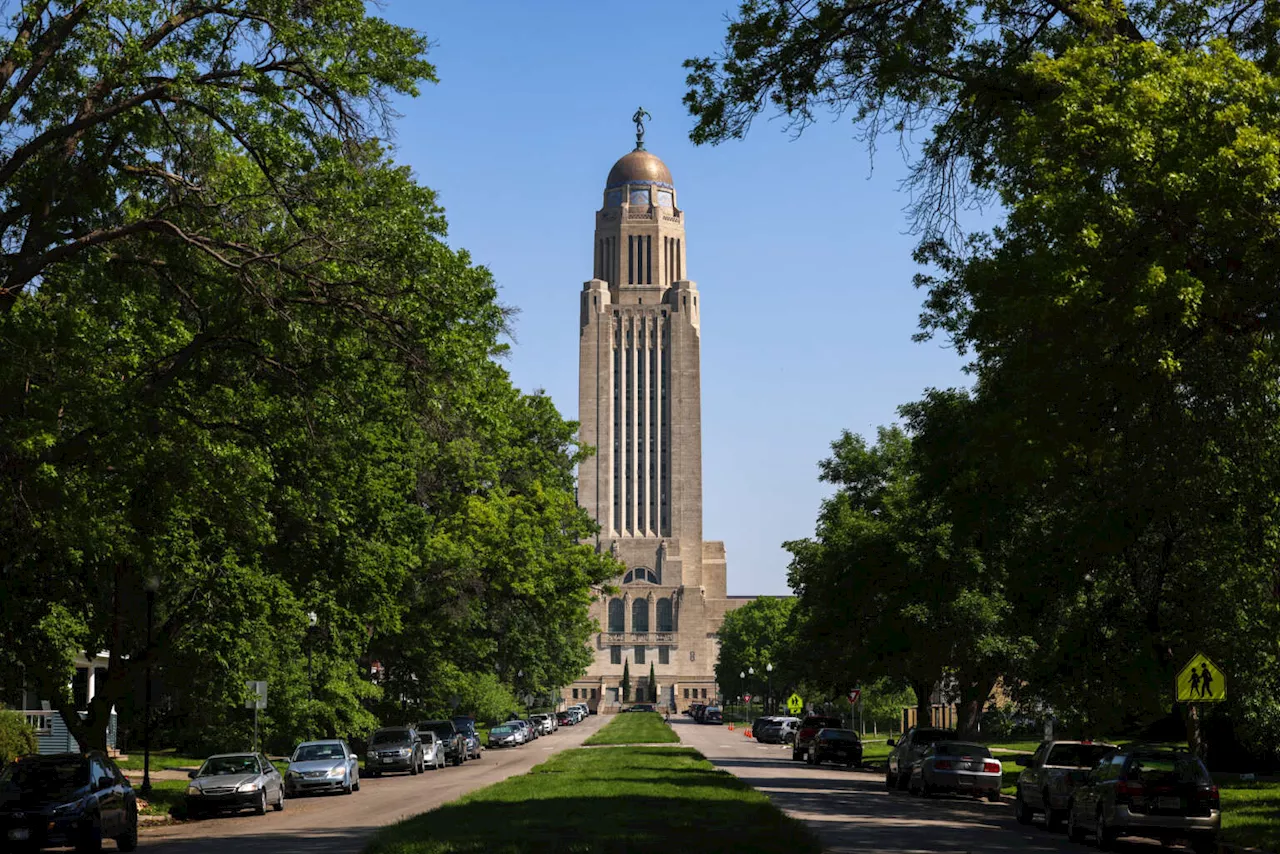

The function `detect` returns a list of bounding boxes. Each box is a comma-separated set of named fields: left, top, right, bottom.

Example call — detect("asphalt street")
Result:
left=128, top=714, right=608, bottom=854
left=672, top=717, right=1182, bottom=854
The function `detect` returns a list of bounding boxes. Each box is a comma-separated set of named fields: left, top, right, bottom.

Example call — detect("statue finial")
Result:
left=632, top=107, right=652, bottom=150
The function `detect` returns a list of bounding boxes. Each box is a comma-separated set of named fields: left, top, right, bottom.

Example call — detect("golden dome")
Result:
left=606, top=149, right=673, bottom=188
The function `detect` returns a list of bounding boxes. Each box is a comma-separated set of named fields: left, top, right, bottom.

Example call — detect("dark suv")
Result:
left=367, top=726, right=425, bottom=775
left=450, top=716, right=483, bottom=760
left=418, top=720, right=468, bottom=766
left=0, top=751, right=138, bottom=851
left=1066, top=746, right=1220, bottom=852
left=885, top=725, right=956, bottom=789
left=791, top=716, right=842, bottom=761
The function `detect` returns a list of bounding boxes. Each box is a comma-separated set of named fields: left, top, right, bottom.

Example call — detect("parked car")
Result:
left=0, top=750, right=138, bottom=851
left=752, top=717, right=776, bottom=737
left=703, top=706, right=723, bottom=724
left=285, top=739, right=360, bottom=796
left=419, top=732, right=446, bottom=770
left=488, top=724, right=522, bottom=748
left=511, top=720, right=531, bottom=744
left=367, top=727, right=424, bottom=776
left=185, top=752, right=285, bottom=817
left=803, top=728, right=864, bottom=767
left=418, top=720, right=468, bottom=766
left=758, top=717, right=800, bottom=744
left=451, top=717, right=483, bottom=760
left=628, top=703, right=657, bottom=713
left=522, top=719, right=540, bottom=739
left=907, top=741, right=1003, bottom=801
left=885, top=725, right=956, bottom=789
left=1014, top=739, right=1118, bottom=828
left=1066, top=746, right=1220, bottom=853
left=556, top=710, right=574, bottom=726
left=792, top=716, right=843, bottom=761
left=530, top=713, right=554, bottom=735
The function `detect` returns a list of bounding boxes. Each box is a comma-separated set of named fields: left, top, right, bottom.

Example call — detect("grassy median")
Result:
left=582, top=711, right=679, bottom=746
left=364, top=746, right=820, bottom=854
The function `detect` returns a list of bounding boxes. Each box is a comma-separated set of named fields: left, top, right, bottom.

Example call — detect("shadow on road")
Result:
left=141, top=827, right=371, bottom=854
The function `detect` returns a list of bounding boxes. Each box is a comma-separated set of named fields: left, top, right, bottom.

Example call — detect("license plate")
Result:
left=381, top=757, right=395, bottom=764
left=8, top=829, right=30, bottom=841
left=958, top=779, right=974, bottom=788
left=1158, top=796, right=1182, bottom=810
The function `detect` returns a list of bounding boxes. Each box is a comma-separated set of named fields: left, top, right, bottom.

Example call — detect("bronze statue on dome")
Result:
left=632, top=107, right=652, bottom=150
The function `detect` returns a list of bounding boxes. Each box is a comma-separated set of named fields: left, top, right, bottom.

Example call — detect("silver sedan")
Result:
left=186, top=752, right=285, bottom=818
left=908, top=741, right=1003, bottom=801
left=421, top=732, right=446, bottom=769
left=285, top=739, right=360, bottom=796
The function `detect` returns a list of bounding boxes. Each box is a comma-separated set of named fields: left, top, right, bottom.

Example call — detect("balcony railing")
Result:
left=598, top=631, right=678, bottom=648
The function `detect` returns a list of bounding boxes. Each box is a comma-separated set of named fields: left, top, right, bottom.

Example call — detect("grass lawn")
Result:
left=136, top=779, right=188, bottom=817
left=116, top=750, right=205, bottom=772
left=364, top=746, right=820, bottom=854
left=1219, top=781, right=1280, bottom=852
left=583, top=712, right=679, bottom=745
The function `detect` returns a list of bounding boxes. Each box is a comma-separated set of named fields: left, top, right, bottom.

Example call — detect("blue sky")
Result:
left=384, top=2, right=974, bottom=595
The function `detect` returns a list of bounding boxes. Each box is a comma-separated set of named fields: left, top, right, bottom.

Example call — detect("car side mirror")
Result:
left=98, top=775, right=114, bottom=790
left=886, top=739, right=896, bottom=747
left=350, top=753, right=358, bottom=761
left=1021, top=756, right=1037, bottom=767
left=187, top=770, right=198, bottom=778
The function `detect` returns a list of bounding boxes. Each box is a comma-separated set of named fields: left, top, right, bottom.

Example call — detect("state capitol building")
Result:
left=564, top=126, right=754, bottom=711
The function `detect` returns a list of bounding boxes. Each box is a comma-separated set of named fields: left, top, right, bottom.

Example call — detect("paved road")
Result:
left=131, top=715, right=607, bottom=854
left=673, top=718, right=1179, bottom=854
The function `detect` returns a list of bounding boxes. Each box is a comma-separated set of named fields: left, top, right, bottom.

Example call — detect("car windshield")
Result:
left=821, top=729, right=860, bottom=741
left=198, top=755, right=259, bottom=777
left=491, top=726, right=515, bottom=735
left=933, top=743, right=992, bottom=757
left=1047, top=744, right=1114, bottom=768
left=292, top=744, right=346, bottom=762
left=0, top=759, right=89, bottom=796
left=915, top=729, right=955, bottom=744
left=371, top=730, right=410, bottom=745
left=452, top=719, right=476, bottom=732
left=419, top=723, right=453, bottom=738
left=1129, top=754, right=1211, bottom=784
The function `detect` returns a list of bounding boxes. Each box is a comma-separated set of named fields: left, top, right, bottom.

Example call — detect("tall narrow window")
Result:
left=656, top=598, right=673, bottom=632
left=610, top=646, right=622, bottom=665
left=634, top=646, right=646, bottom=665
left=646, top=235, right=652, bottom=284
left=608, top=598, right=625, bottom=632
left=658, top=646, right=670, bottom=665
left=676, top=239, right=682, bottom=280
left=632, top=598, right=649, bottom=633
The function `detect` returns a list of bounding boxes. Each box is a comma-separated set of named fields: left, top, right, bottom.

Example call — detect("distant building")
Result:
left=565, top=132, right=753, bottom=711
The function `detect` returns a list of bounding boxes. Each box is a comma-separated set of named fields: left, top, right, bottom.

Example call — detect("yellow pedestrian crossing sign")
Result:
left=1176, top=653, right=1225, bottom=703
left=786, top=692, right=804, bottom=715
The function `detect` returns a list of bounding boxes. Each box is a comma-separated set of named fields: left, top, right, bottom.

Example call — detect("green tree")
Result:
left=621, top=659, right=631, bottom=703
left=648, top=663, right=657, bottom=704
left=0, top=709, right=37, bottom=762
left=713, top=597, right=796, bottom=711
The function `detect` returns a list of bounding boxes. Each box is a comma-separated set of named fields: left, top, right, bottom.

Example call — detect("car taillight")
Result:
left=1115, top=780, right=1145, bottom=803
left=1198, top=785, right=1220, bottom=808
left=934, top=760, right=954, bottom=770
left=983, top=761, right=1001, bottom=773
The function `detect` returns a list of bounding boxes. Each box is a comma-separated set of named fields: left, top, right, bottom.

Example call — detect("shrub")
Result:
left=0, top=709, right=38, bottom=762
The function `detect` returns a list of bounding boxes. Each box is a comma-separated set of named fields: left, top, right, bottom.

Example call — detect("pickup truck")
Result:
left=1014, top=739, right=1117, bottom=828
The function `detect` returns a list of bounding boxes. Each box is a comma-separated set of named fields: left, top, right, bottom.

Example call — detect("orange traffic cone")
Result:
left=728, top=722, right=734, bottom=731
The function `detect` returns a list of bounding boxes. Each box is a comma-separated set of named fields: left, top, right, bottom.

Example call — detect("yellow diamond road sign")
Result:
left=786, top=692, right=804, bottom=715
left=1176, top=652, right=1226, bottom=703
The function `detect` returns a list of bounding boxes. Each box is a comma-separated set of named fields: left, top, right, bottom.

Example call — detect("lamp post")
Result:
left=140, top=576, right=159, bottom=797
left=739, top=671, right=745, bottom=723
left=766, top=663, right=773, bottom=715
left=748, top=666, right=755, bottom=718
left=306, top=611, right=318, bottom=700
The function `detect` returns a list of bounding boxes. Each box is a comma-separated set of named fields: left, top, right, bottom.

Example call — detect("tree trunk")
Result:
left=911, top=678, right=934, bottom=730
left=954, top=672, right=997, bottom=740
left=1183, top=703, right=1204, bottom=761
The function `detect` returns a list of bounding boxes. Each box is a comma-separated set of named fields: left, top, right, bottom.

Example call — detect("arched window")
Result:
left=623, top=566, right=660, bottom=585
left=656, top=597, right=674, bottom=632
left=608, top=598, right=624, bottom=632
left=632, top=598, right=650, bottom=633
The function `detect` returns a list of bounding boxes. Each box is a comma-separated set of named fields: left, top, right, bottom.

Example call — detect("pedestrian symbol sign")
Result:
left=1176, top=653, right=1225, bottom=703
left=786, top=692, right=803, bottom=715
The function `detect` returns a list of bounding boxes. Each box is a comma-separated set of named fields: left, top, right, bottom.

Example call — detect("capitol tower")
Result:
left=566, top=113, right=751, bottom=711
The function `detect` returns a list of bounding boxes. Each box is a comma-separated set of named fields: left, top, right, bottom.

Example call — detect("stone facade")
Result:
left=566, top=144, right=751, bottom=712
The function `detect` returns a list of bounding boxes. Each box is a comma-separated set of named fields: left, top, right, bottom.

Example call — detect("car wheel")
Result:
left=1066, top=802, right=1084, bottom=843
left=254, top=789, right=268, bottom=816
left=1095, top=808, right=1116, bottom=850
left=909, top=775, right=920, bottom=796
left=409, top=759, right=418, bottom=776
left=791, top=747, right=801, bottom=761
left=343, top=774, right=353, bottom=795
left=1014, top=789, right=1032, bottom=825
left=898, top=769, right=912, bottom=791
left=885, top=771, right=896, bottom=790
left=114, top=807, right=139, bottom=852
left=275, top=786, right=286, bottom=810
left=353, top=774, right=361, bottom=791
left=74, top=813, right=102, bottom=853
left=987, top=789, right=1002, bottom=803
left=1045, top=800, right=1065, bottom=831
left=371, top=770, right=381, bottom=778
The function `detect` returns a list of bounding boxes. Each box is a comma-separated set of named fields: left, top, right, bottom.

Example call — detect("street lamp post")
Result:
left=748, top=666, right=755, bottom=718
left=141, top=576, right=159, bottom=797
left=306, top=611, right=318, bottom=700
left=739, top=671, right=745, bottom=723
left=766, top=663, right=773, bottom=715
